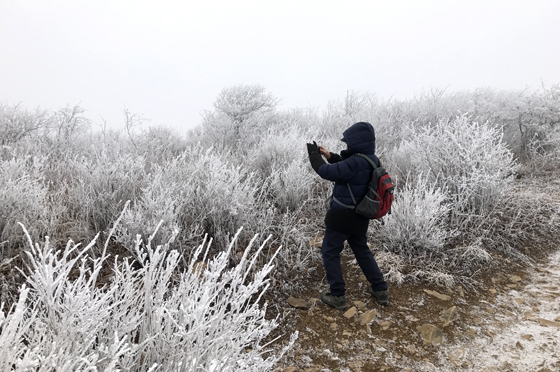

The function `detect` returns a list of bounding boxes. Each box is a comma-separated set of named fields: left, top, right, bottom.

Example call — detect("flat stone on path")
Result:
left=510, top=275, right=522, bottom=283
left=417, top=324, right=443, bottom=345
left=424, top=289, right=452, bottom=301
left=360, top=309, right=378, bottom=325
left=287, top=296, right=311, bottom=309
left=440, top=306, right=457, bottom=326
left=406, top=314, right=420, bottom=322
left=379, top=320, right=391, bottom=330
left=352, top=300, right=366, bottom=308
left=343, top=306, right=357, bottom=319
left=536, top=318, right=560, bottom=328
left=524, top=311, right=536, bottom=320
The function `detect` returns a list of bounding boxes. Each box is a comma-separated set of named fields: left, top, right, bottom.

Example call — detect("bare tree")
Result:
left=123, top=106, right=148, bottom=150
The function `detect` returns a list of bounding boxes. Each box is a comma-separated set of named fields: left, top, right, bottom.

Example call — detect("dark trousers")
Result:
left=322, top=226, right=387, bottom=297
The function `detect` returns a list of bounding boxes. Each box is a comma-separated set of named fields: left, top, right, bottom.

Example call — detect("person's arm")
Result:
left=327, top=152, right=342, bottom=163
left=317, top=157, right=358, bottom=183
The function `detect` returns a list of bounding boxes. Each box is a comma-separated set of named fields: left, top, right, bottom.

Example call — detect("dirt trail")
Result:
left=453, top=249, right=560, bottom=372
left=273, top=247, right=560, bottom=372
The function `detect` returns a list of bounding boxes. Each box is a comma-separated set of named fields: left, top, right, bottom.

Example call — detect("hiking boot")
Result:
left=320, top=291, right=347, bottom=310
left=369, top=288, right=389, bottom=306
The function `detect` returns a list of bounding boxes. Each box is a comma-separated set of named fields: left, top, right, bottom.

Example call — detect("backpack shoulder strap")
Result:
left=355, top=153, right=379, bottom=169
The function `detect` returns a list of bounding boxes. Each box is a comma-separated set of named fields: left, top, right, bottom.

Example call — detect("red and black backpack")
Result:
left=333, top=153, right=394, bottom=220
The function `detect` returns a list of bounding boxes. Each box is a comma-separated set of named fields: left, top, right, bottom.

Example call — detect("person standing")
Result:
left=307, top=122, right=388, bottom=310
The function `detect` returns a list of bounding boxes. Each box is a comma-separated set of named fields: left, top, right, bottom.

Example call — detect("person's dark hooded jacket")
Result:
left=308, top=122, right=379, bottom=235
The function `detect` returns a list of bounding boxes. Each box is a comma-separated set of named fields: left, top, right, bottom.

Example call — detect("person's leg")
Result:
left=321, top=227, right=349, bottom=296
left=347, top=234, right=388, bottom=292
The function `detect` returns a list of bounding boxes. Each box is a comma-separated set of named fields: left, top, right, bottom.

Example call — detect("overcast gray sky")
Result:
left=1, top=0, right=559, bottom=132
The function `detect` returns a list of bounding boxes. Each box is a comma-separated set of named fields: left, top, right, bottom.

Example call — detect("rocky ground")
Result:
left=269, top=246, right=560, bottom=372
left=266, top=175, right=560, bottom=372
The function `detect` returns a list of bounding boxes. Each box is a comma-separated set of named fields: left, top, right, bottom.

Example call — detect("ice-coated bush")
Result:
left=391, top=115, right=518, bottom=216
left=247, top=128, right=307, bottom=178
left=0, top=224, right=295, bottom=371
left=525, top=127, right=560, bottom=174
left=0, top=103, right=49, bottom=148
left=268, top=159, right=312, bottom=212
left=321, top=87, right=560, bottom=164
left=115, top=145, right=265, bottom=250
left=320, top=91, right=405, bottom=157
left=48, top=149, right=147, bottom=247
left=380, top=173, right=453, bottom=256
left=0, top=156, right=52, bottom=257
left=133, top=125, right=188, bottom=165
left=245, top=126, right=327, bottom=213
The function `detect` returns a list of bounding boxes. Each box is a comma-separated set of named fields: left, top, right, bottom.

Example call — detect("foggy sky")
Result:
left=1, top=0, right=559, bottom=133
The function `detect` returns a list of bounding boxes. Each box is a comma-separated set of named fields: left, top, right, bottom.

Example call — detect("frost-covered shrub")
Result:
left=116, top=146, right=264, bottom=250
left=468, top=85, right=560, bottom=160
left=0, top=225, right=295, bottom=371
left=380, top=173, right=453, bottom=256
left=525, top=128, right=560, bottom=175
left=247, top=129, right=306, bottom=177
left=133, top=125, right=188, bottom=165
left=320, top=92, right=405, bottom=157
left=0, top=285, right=43, bottom=370
left=320, top=87, right=560, bottom=164
left=51, top=149, right=147, bottom=246
left=268, top=159, right=313, bottom=212
left=0, top=156, right=52, bottom=256
left=391, top=115, right=517, bottom=216
left=371, top=251, right=405, bottom=285
left=0, top=103, right=49, bottom=148
left=245, top=123, right=338, bottom=214
left=245, top=127, right=318, bottom=211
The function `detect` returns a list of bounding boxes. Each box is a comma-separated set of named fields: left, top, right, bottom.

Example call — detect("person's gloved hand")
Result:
left=306, top=141, right=319, bottom=155
left=306, top=141, right=325, bottom=174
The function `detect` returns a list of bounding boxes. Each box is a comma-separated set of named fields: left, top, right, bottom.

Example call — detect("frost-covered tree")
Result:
left=214, top=83, right=278, bottom=125
left=203, top=84, right=279, bottom=149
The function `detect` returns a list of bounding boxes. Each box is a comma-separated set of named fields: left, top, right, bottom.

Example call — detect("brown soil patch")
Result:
left=268, top=246, right=558, bottom=372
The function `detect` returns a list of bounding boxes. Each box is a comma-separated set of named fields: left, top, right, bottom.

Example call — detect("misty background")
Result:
left=1, top=0, right=559, bottom=133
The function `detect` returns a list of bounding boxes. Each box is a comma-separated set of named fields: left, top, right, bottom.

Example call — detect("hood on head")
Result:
left=341, top=122, right=376, bottom=155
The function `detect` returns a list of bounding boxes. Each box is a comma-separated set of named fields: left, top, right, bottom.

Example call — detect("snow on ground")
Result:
left=440, top=249, right=560, bottom=372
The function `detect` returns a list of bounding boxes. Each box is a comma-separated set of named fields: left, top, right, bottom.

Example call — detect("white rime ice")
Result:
left=0, top=223, right=296, bottom=371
